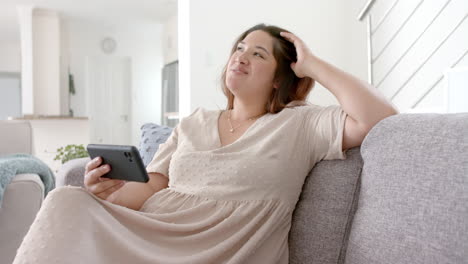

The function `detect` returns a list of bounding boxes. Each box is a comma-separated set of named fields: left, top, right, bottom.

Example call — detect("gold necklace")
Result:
left=227, top=109, right=265, bottom=133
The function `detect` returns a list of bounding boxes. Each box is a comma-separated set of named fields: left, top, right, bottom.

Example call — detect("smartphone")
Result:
left=86, top=144, right=149, bottom=183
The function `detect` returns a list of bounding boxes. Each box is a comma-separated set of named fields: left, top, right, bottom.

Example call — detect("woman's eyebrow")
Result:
left=239, top=41, right=270, bottom=55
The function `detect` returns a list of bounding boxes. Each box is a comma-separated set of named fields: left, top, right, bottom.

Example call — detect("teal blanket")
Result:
left=0, top=154, right=55, bottom=207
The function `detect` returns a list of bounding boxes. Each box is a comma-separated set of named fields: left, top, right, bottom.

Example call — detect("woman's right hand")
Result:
left=84, top=157, right=126, bottom=200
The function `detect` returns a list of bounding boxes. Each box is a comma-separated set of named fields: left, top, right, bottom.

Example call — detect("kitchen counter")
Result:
left=11, top=115, right=88, bottom=120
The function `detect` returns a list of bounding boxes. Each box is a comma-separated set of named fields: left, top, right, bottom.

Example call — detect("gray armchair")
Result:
left=0, top=121, right=45, bottom=264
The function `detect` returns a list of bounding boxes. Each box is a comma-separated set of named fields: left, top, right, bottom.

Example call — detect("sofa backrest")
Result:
left=0, top=120, right=33, bottom=156
left=289, top=147, right=363, bottom=264
left=345, top=113, right=468, bottom=264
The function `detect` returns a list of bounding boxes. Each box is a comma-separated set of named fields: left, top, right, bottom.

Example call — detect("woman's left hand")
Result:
left=280, top=31, right=315, bottom=78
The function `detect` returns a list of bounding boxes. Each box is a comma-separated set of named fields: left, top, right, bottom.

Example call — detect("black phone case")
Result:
left=86, top=144, right=149, bottom=183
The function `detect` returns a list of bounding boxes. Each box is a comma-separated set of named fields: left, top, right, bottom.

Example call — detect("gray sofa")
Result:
left=0, top=121, right=45, bottom=264
left=56, top=113, right=468, bottom=263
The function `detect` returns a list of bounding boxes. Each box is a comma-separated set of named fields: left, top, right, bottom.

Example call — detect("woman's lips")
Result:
left=231, top=68, right=248, bottom=74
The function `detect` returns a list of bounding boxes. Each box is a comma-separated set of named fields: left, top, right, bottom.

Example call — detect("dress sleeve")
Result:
left=145, top=125, right=179, bottom=178
left=302, top=105, right=348, bottom=163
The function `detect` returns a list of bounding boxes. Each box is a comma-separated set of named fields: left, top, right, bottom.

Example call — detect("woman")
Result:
left=13, top=24, right=397, bottom=264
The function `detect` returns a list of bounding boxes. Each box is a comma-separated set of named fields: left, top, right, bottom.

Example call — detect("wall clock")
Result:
left=101, top=37, right=117, bottom=54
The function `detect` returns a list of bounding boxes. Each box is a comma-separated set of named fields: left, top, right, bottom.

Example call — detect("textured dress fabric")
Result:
left=13, top=104, right=347, bottom=264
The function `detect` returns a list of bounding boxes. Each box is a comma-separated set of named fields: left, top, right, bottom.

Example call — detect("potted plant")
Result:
left=54, top=144, right=89, bottom=164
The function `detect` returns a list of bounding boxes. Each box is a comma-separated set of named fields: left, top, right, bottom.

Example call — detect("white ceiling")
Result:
left=0, top=0, right=177, bottom=42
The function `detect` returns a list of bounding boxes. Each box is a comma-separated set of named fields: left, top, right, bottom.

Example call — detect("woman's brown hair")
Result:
left=221, top=23, right=315, bottom=113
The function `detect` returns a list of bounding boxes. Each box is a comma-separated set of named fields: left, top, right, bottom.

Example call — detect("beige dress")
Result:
left=13, top=104, right=347, bottom=264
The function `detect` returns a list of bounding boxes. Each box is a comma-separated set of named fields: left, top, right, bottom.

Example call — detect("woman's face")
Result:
left=226, top=30, right=278, bottom=102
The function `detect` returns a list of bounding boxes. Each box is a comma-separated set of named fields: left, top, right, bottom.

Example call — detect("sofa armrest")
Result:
left=0, top=173, right=44, bottom=264
left=55, top=157, right=90, bottom=188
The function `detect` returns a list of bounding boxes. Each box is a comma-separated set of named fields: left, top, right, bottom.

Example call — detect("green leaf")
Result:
left=54, top=144, right=89, bottom=164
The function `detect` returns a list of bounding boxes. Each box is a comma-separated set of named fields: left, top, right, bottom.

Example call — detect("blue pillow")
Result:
left=138, top=123, right=173, bottom=166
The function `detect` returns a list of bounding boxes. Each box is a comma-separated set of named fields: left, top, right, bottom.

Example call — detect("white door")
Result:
left=86, top=56, right=131, bottom=144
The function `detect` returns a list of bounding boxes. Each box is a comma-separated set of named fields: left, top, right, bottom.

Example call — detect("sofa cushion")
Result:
left=289, top=147, right=362, bottom=264
left=345, top=113, right=468, bottom=264
left=139, top=123, right=173, bottom=167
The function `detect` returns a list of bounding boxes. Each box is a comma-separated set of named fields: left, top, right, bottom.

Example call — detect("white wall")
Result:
left=178, top=0, right=368, bottom=116
left=64, top=20, right=164, bottom=145
left=0, top=42, right=21, bottom=72
left=344, top=0, right=370, bottom=84
left=60, top=17, right=70, bottom=116
left=163, top=15, right=178, bottom=64
left=366, top=0, right=468, bottom=112
left=17, top=5, right=34, bottom=115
